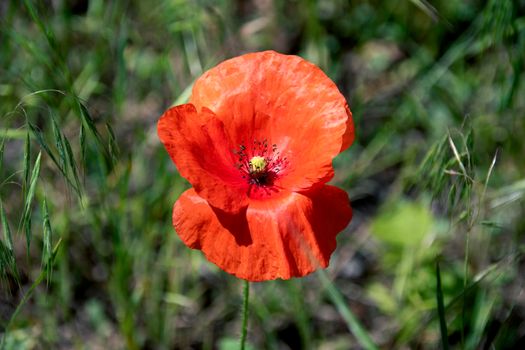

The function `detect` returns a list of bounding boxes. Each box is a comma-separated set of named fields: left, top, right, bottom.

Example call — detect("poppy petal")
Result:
left=158, top=104, right=249, bottom=212
left=340, top=104, right=355, bottom=152
left=173, top=185, right=352, bottom=281
left=190, top=51, right=353, bottom=191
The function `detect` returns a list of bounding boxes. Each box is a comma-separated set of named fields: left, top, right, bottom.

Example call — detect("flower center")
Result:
left=249, top=156, right=267, bottom=173
left=234, top=139, right=288, bottom=189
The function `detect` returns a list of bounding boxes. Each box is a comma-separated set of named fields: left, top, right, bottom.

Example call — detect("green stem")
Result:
left=0, top=129, right=27, bottom=139
left=240, top=279, right=250, bottom=350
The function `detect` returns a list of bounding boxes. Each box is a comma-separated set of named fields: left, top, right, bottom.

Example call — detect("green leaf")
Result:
left=371, top=199, right=434, bottom=246
left=366, top=282, right=398, bottom=314
left=480, top=220, right=502, bottom=229
left=218, top=338, right=255, bottom=350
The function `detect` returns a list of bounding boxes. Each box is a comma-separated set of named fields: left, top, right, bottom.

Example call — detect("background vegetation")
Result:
left=1, top=0, right=524, bottom=348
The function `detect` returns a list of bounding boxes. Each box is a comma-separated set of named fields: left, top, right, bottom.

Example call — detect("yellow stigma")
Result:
left=249, top=156, right=267, bottom=173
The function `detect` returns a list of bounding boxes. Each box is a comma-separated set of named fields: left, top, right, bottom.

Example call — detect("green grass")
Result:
left=1, top=0, right=524, bottom=348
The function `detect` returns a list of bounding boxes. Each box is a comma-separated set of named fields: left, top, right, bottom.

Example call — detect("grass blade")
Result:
left=22, top=0, right=57, bottom=50
left=0, top=140, right=4, bottom=169
left=436, top=261, right=450, bottom=350
left=29, top=122, right=59, bottom=169
left=409, top=0, right=440, bottom=22
left=23, top=130, right=31, bottom=198
left=481, top=149, right=498, bottom=202
left=0, top=200, right=19, bottom=284
left=0, top=238, right=62, bottom=350
left=0, top=241, right=13, bottom=286
left=42, top=197, right=53, bottom=284
left=20, top=151, right=41, bottom=253
left=29, top=122, right=80, bottom=195
left=63, top=136, right=82, bottom=199
left=1, top=200, right=13, bottom=251
left=318, top=269, right=379, bottom=350
left=77, top=101, right=104, bottom=151
left=0, top=129, right=27, bottom=140
left=448, top=133, right=469, bottom=180
left=50, top=113, right=67, bottom=172
left=80, top=123, right=86, bottom=166
left=106, top=122, right=119, bottom=165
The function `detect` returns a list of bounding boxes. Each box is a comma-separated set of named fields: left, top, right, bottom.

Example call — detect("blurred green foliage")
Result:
left=371, top=198, right=434, bottom=246
left=1, top=0, right=524, bottom=349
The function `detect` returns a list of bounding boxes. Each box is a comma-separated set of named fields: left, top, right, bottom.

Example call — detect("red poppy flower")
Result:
left=158, top=51, right=354, bottom=281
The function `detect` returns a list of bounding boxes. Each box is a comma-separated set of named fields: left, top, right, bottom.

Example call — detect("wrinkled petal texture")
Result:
left=190, top=50, right=354, bottom=191
left=173, top=185, right=352, bottom=281
left=158, top=104, right=249, bottom=212
left=159, top=51, right=356, bottom=280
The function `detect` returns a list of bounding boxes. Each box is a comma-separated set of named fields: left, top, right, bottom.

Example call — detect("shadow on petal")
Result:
left=211, top=205, right=253, bottom=246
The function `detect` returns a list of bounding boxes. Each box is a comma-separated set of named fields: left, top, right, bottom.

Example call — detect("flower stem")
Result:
left=240, top=279, right=250, bottom=350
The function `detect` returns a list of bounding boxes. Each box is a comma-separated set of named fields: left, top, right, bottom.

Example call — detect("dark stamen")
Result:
left=234, top=138, right=288, bottom=188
